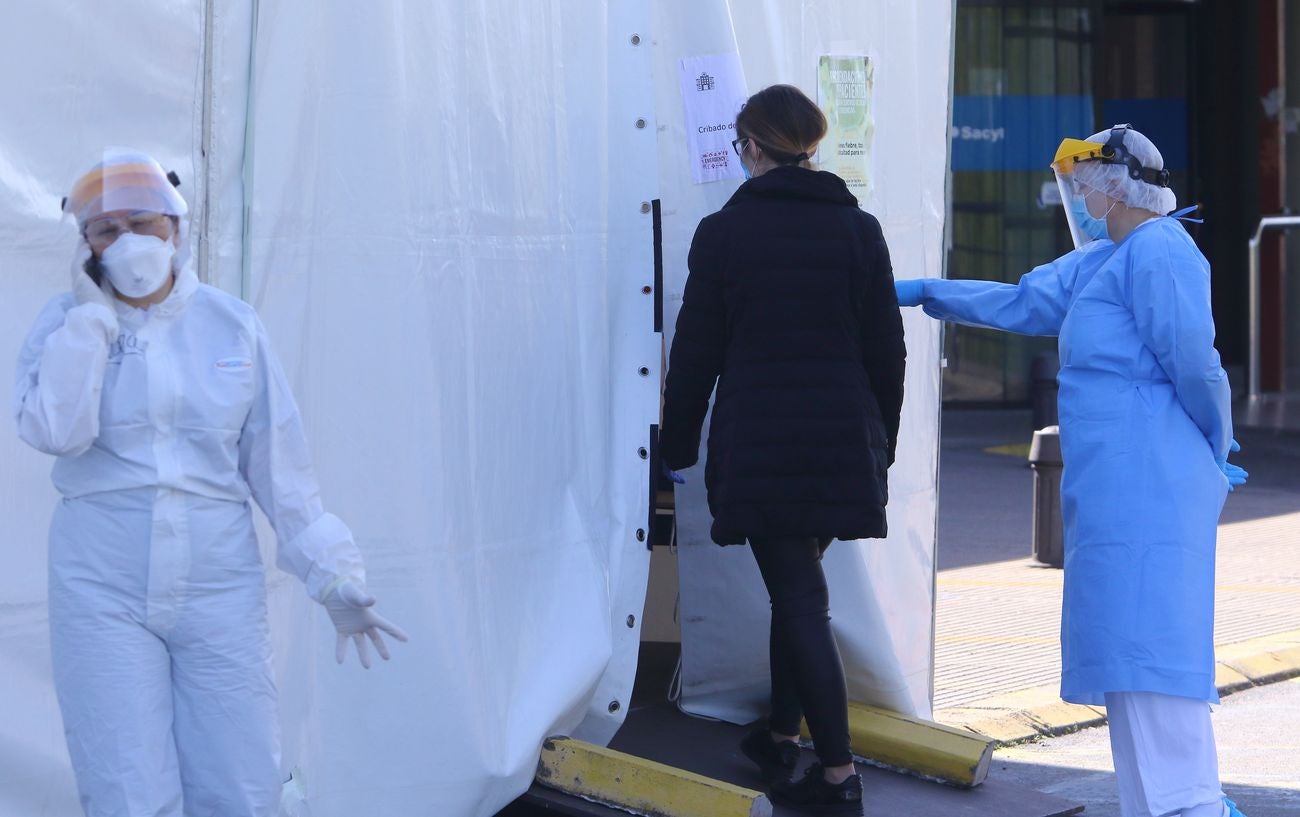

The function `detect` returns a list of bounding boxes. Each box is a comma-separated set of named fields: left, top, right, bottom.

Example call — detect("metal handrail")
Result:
left=1248, top=215, right=1300, bottom=401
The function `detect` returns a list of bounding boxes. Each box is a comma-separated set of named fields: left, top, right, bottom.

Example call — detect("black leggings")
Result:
left=749, top=537, right=852, bottom=768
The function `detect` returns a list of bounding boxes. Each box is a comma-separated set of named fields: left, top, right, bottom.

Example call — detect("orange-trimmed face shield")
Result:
left=63, top=148, right=187, bottom=227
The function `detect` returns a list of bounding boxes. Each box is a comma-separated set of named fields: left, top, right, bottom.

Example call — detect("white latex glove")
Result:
left=322, top=580, right=409, bottom=668
left=70, top=243, right=115, bottom=311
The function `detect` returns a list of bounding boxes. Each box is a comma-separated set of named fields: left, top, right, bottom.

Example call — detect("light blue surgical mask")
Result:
left=1071, top=194, right=1110, bottom=241
left=741, top=153, right=753, bottom=181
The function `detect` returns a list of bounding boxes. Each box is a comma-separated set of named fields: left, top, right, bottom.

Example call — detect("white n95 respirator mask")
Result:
left=100, top=233, right=176, bottom=298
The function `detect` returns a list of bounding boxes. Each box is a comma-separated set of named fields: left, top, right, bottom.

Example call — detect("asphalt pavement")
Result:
left=993, top=677, right=1300, bottom=817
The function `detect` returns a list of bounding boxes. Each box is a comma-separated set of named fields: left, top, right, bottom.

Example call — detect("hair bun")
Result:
left=735, top=85, right=828, bottom=169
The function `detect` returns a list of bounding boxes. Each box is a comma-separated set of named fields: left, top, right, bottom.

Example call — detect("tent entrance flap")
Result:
left=652, top=0, right=947, bottom=728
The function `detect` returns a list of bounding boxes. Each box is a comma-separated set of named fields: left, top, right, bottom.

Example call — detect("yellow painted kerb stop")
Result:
left=801, top=702, right=995, bottom=788
left=536, top=737, right=772, bottom=817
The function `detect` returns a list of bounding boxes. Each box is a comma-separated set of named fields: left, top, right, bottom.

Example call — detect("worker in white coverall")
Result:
left=14, top=148, right=408, bottom=817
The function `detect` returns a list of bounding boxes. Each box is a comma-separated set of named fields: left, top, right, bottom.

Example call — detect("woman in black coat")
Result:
left=660, top=84, right=905, bottom=815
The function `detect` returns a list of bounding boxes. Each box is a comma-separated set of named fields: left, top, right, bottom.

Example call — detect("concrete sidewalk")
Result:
left=931, top=410, right=1300, bottom=743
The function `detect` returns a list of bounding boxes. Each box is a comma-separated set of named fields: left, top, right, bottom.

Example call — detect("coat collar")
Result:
left=722, top=166, right=860, bottom=209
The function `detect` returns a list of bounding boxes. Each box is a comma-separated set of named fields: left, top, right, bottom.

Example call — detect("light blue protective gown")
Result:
left=916, top=217, right=1232, bottom=705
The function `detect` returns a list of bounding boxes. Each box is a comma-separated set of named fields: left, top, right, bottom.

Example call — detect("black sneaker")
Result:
left=739, top=726, right=800, bottom=788
left=770, top=763, right=864, bottom=816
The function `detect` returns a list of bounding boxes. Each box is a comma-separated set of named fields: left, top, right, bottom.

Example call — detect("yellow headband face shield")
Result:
left=1050, top=138, right=1106, bottom=175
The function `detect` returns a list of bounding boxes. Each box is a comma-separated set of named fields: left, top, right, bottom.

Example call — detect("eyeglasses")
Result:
left=731, top=137, right=751, bottom=157
left=83, top=211, right=173, bottom=245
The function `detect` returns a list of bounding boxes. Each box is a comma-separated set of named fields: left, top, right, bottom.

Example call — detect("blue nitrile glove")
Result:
left=1216, top=439, right=1248, bottom=492
left=661, top=460, right=685, bottom=485
left=1221, top=462, right=1248, bottom=491
left=1223, top=797, right=1248, bottom=817
left=894, top=279, right=925, bottom=307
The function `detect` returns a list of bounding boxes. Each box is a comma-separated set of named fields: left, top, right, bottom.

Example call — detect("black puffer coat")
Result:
left=660, top=166, right=905, bottom=545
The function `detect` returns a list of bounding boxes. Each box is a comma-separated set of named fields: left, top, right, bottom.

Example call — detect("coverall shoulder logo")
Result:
left=214, top=356, right=253, bottom=372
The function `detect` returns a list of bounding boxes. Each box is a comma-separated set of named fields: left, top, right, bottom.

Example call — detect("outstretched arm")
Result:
left=897, top=246, right=1101, bottom=337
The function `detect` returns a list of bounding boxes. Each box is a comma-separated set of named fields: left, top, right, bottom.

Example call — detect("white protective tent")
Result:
left=0, top=2, right=950, bottom=816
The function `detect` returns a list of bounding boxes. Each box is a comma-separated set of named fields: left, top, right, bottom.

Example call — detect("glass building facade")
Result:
left=946, top=1, right=1215, bottom=404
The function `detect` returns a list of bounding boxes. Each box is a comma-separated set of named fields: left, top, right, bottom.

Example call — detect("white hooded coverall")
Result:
left=14, top=264, right=364, bottom=816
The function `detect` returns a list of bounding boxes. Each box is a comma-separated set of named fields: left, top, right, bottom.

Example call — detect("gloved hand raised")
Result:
left=894, top=279, right=926, bottom=308
left=323, top=580, right=409, bottom=668
left=70, top=242, right=115, bottom=311
left=1216, top=439, right=1248, bottom=492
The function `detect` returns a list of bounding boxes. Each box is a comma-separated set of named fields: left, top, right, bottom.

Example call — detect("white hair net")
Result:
left=1073, top=126, right=1177, bottom=215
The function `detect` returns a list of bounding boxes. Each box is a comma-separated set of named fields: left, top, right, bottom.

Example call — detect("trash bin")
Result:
left=1029, top=425, right=1064, bottom=567
left=1030, top=351, right=1060, bottom=431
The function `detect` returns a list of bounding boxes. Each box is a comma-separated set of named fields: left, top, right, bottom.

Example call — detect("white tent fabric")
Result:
left=655, top=1, right=949, bottom=723
left=0, top=2, right=947, bottom=816
left=241, top=3, right=658, bottom=813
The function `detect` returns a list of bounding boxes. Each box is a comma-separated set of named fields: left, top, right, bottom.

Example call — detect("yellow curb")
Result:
left=1019, top=700, right=1106, bottom=735
left=934, top=709, right=1043, bottom=745
left=1214, top=661, right=1253, bottom=694
left=935, top=630, right=1300, bottom=747
left=536, top=737, right=772, bottom=817
left=935, top=684, right=1080, bottom=746
left=1221, top=645, right=1300, bottom=686
left=801, top=702, right=995, bottom=788
left=1216, top=630, right=1300, bottom=687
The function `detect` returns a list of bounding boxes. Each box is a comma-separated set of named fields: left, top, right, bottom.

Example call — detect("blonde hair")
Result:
left=734, top=84, right=827, bottom=169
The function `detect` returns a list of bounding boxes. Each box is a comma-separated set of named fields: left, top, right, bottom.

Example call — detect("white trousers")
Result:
left=1105, top=691, right=1227, bottom=817
left=50, top=492, right=281, bottom=817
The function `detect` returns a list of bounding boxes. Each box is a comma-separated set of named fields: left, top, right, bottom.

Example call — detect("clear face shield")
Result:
left=1051, top=138, right=1111, bottom=250
left=63, top=147, right=188, bottom=231
left=1054, top=170, right=1114, bottom=250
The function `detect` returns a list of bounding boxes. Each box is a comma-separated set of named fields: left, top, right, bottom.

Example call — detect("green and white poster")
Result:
left=817, top=55, right=874, bottom=200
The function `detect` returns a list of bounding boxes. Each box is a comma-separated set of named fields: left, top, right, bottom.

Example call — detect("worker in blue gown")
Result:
left=896, top=125, right=1249, bottom=817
